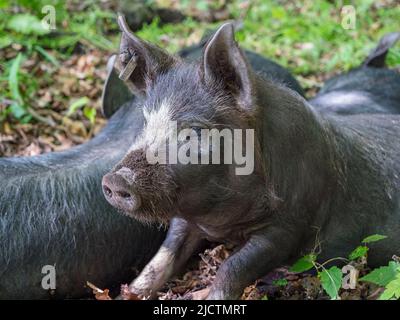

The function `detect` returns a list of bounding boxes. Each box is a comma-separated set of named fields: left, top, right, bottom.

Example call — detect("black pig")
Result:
left=0, top=104, right=165, bottom=299
left=103, top=23, right=304, bottom=119
left=0, top=25, right=303, bottom=298
left=311, top=32, right=400, bottom=114
left=103, top=22, right=400, bottom=299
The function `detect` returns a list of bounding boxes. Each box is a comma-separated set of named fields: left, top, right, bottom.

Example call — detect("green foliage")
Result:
left=273, top=279, right=288, bottom=287
left=155, top=0, right=400, bottom=74
left=0, top=36, right=12, bottom=49
left=1, top=1, right=115, bottom=51
left=289, top=254, right=316, bottom=273
left=14, top=0, right=64, bottom=15
left=352, top=235, right=400, bottom=300
left=349, top=234, right=387, bottom=260
left=34, top=45, right=59, bottom=67
left=348, top=246, right=368, bottom=260
left=289, top=234, right=396, bottom=299
left=360, top=262, right=400, bottom=286
left=7, top=13, right=49, bottom=35
left=0, top=0, right=118, bottom=123
left=362, top=234, right=387, bottom=244
left=8, top=53, right=27, bottom=119
left=379, top=269, right=400, bottom=300
left=83, top=106, right=96, bottom=125
left=66, top=97, right=96, bottom=125
left=319, top=266, right=342, bottom=300
left=8, top=54, right=23, bottom=106
left=195, top=1, right=208, bottom=12
left=362, top=261, right=400, bottom=300
left=67, top=97, right=90, bottom=116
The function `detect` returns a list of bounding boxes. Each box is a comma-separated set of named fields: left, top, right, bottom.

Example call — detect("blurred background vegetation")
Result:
left=0, top=0, right=399, bottom=156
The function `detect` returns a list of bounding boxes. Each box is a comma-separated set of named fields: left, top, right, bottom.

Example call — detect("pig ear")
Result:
left=201, top=23, right=255, bottom=111
left=117, top=14, right=178, bottom=96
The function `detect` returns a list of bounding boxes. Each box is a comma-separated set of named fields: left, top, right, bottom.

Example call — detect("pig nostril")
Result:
left=116, top=191, right=131, bottom=199
left=102, top=175, right=140, bottom=210
left=103, top=185, right=113, bottom=198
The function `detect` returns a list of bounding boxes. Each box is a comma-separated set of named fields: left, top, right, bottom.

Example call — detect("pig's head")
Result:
left=102, top=20, right=265, bottom=225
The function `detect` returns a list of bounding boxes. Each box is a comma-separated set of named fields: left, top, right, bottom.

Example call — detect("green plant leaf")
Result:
left=379, top=269, right=400, bottom=300
left=67, top=97, right=90, bottom=116
left=195, top=0, right=208, bottom=11
left=362, top=234, right=387, bottom=244
left=348, top=246, right=368, bottom=260
left=271, top=7, right=287, bottom=20
left=7, top=14, right=49, bottom=35
left=0, top=0, right=8, bottom=9
left=289, top=254, right=316, bottom=273
left=261, top=295, right=268, bottom=300
left=0, top=36, right=12, bottom=49
left=9, top=53, right=23, bottom=105
left=35, top=46, right=60, bottom=67
left=20, top=113, right=32, bottom=124
left=273, top=279, right=288, bottom=287
left=319, top=266, right=342, bottom=300
left=83, top=106, right=96, bottom=124
left=360, top=261, right=400, bottom=286
left=8, top=53, right=27, bottom=118
left=9, top=103, right=26, bottom=119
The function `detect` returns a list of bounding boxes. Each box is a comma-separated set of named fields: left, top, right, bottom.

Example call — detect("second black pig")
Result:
left=311, top=32, right=400, bottom=114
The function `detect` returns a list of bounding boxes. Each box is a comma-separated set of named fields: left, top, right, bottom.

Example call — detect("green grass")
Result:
left=0, top=0, right=118, bottom=122
left=138, top=0, right=400, bottom=76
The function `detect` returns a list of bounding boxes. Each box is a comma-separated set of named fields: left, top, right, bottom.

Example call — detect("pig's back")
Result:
left=311, top=68, right=400, bottom=115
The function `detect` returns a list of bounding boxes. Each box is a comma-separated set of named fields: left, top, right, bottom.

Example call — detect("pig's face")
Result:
left=102, top=23, right=261, bottom=224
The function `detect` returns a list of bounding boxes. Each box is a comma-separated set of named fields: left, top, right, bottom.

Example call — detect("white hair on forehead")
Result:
left=129, top=99, right=174, bottom=152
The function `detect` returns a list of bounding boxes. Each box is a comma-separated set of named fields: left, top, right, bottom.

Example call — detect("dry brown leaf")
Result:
left=86, top=281, right=112, bottom=300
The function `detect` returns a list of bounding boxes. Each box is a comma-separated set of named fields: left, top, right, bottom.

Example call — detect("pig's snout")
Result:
left=102, top=169, right=141, bottom=212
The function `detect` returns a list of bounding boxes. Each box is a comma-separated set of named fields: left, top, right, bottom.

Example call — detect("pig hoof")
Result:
left=206, top=289, right=226, bottom=300
left=191, top=287, right=210, bottom=300
left=127, top=285, right=156, bottom=300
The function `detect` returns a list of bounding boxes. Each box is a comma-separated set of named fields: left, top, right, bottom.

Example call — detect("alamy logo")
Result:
left=41, top=5, right=56, bottom=31
left=144, top=121, right=255, bottom=175
left=342, top=265, right=358, bottom=289
left=41, top=265, right=56, bottom=290
left=341, top=5, right=356, bottom=30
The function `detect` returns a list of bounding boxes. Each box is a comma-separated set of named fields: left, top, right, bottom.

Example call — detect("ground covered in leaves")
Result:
left=0, top=47, right=108, bottom=156
left=88, top=243, right=389, bottom=300
left=156, top=244, right=388, bottom=301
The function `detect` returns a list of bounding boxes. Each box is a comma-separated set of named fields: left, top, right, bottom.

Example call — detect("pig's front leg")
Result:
left=127, top=217, right=203, bottom=299
left=207, top=228, right=296, bottom=300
